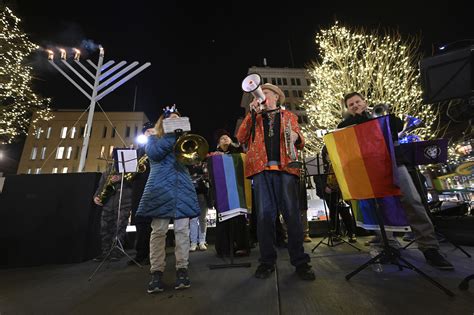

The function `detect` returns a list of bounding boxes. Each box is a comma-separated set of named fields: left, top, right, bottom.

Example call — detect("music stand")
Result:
left=305, top=154, right=361, bottom=252
left=89, top=149, right=142, bottom=281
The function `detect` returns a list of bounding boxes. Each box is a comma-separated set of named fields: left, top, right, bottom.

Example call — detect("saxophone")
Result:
left=97, top=173, right=117, bottom=204
left=124, top=154, right=149, bottom=181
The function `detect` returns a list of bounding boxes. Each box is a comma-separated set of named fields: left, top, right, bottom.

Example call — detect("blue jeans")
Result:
left=253, top=171, right=310, bottom=267
left=190, top=194, right=208, bottom=245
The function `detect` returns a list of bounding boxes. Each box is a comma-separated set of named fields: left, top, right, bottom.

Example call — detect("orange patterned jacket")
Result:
left=236, top=110, right=305, bottom=178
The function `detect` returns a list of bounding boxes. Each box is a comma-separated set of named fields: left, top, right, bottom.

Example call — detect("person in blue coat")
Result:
left=136, top=105, right=200, bottom=293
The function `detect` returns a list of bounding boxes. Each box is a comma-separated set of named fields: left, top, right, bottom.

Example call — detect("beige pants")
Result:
left=150, top=218, right=190, bottom=273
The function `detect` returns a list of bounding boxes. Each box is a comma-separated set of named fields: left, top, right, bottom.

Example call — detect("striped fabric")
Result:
left=323, top=116, right=401, bottom=200
left=351, top=197, right=411, bottom=232
left=208, top=153, right=252, bottom=221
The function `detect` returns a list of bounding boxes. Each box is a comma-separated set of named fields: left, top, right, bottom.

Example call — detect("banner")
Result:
left=208, top=153, right=252, bottom=221
left=323, top=116, right=401, bottom=200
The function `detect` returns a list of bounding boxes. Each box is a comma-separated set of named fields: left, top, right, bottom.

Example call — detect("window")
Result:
left=283, top=78, right=288, bottom=85
left=35, top=127, right=43, bottom=139
left=296, top=78, right=301, bottom=86
left=70, top=127, right=76, bottom=139
left=263, top=77, right=268, bottom=84
left=125, top=126, right=131, bottom=138
left=298, top=90, right=303, bottom=98
left=30, top=147, right=38, bottom=160
left=109, top=146, right=115, bottom=158
left=40, top=147, right=47, bottom=160
left=277, top=78, right=282, bottom=85
left=52, top=167, right=58, bottom=174
left=271, top=78, right=276, bottom=85
left=134, top=126, right=138, bottom=137
left=62, top=167, right=68, bottom=173
left=306, top=79, right=311, bottom=86
left=75, top=146, right=80, bottom=159
left=102, top=126, right=107, bottom=138
left=291, top=78, right=296, bottom=85
left=35, top=168, right=41, bottom=174
left=60, top=127, right=68, bottom=139
left=100, top=145, right=106, bottom=158
left=284, top=90, right=289, bottom=97
left=56, top=146, right=65, bottom=159
left=66, top=146, right=73, bottom=159
left=292, top=90, right=298, bottom=97
left=111, top=128, right=116, bottom=138
left=46, top=127, right=52, bottom=139
left=80, top=126, right=85, bottom=138
left=27, top=168, right=32, bottom=174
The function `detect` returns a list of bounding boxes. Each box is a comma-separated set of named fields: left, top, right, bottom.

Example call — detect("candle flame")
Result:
left=59, top=48, right=66, bottom=60
left=73, top=48, right=81, bottom=61
left=46, top=49, right=54, bottom=60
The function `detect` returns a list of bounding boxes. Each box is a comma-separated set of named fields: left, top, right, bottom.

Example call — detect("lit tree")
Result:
left=0, top=6, right=52, bottom=144
left=301, top=22, right=440, bottom=154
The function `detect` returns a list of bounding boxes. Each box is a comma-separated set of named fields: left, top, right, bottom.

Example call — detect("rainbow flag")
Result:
left=351, top=196, right=411, bottom=232
left=208, top=153, right=252, bottom=221
left=324, top=116, right=401, bottom=200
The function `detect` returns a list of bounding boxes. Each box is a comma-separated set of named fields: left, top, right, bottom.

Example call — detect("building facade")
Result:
left=17, top=110, right=150, bottom=174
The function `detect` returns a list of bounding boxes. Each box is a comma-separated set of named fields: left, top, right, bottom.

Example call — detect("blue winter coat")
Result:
left=136, top=134, right=200, bottom=219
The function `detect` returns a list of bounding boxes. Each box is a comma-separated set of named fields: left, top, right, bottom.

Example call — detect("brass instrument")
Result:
left=370, top=103, right=390, bottom=118
left=97, top=172, right=117, bottom=205
left=124, top=154, right=149, bottom=181
left=174, top=133, right=209, bottom=165
left=284, top=119, right=302, bottom=168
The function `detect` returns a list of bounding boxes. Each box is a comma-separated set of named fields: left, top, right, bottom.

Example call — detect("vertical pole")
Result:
left=78, top=49, right=105, bottom=172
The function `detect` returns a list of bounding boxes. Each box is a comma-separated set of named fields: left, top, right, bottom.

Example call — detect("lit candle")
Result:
left=59, top=48, right=66, bottom=60
left=46, top=49, right=54, bottom=60
left=73, top=48, right=80, bottom=61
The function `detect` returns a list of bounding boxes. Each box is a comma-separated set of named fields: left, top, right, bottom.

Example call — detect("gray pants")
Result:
left=398, top=165, right=438, bottom=251
left=150, top=218, right=190, bottom=273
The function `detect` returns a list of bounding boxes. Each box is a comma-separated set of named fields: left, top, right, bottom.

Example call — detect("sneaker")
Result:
left=303, top=234, right=313, bottom=243
left=295, top=263, right=316, bottom=281
left=198, top=243, right=207, bottom=251
left=189, top=243, right=197, bottom=252
left=423, top=249, right=454, bottom=270
left=348, top=234, right=357, bottom=243
left=147, top=271, right=164, bottom=293
left=175, top=268, right=191, bottom=290
left=254, top=263, right=275, bottom=279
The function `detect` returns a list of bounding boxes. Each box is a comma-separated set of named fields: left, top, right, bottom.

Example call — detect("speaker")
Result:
left=0, top=173, right=101, bottom=267
left=420, top=45, right=474, bottom=104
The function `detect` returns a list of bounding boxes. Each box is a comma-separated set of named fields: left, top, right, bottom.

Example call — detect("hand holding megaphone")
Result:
left=242, top=73, right=266, bottom=112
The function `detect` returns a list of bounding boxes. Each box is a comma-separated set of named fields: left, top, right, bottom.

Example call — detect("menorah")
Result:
left=47, top=46, right=151, bottom=172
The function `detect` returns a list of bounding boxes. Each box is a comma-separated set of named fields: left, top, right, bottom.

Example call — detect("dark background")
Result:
left=1, top=0, right=473, bottom=174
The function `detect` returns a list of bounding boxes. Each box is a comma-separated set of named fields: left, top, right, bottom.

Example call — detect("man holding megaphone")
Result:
left=237, top=80, right=315, bottom=281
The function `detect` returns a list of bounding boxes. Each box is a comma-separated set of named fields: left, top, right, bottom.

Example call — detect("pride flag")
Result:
left=323, top=116, right=401, bottom=200
left=208, top=153, right=252, bottom=221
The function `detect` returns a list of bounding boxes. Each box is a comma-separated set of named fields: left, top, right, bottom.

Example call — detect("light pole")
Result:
left=47, top=47, right=151, bottom=172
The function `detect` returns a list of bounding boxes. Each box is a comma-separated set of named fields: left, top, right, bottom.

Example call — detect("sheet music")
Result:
left=116, top=149, right=138, bottom=173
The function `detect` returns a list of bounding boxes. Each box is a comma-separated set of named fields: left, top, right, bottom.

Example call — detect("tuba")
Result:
left=124, top=154, right=148, bottom=181
left=174, top=133, right=209, bottom=165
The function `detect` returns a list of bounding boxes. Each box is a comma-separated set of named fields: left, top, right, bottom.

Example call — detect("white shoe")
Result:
left=198, top=243, right=207, bottom=251
left=190, top=243, right=197, bottom=252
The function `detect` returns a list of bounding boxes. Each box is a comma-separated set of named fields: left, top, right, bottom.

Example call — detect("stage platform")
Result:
left=1, top=236, right=473, bottom=314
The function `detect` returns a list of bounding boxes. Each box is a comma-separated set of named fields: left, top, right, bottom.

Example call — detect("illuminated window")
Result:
left=62, top=167, right=68, bottom=173
left=52, top=167, right=58, bottom=173
left=66, top=146, right=73, bottom=159
left=56, top=146, right=65, bottom=159
left=35, top=168, right=41, bottom=174
left=60, top=127, right=68, bottom=139
left=46, top=127, right=52, bottom=139
left=35, top=127, right=43, bottom=139
left=100, top=145, right=106, bottom=158
left=109, top=146, right=115, bottom=157
left=70, top=127, right=76, bottom=139
left=40, top=147, right=47, bottom=160
left=30, top=147, right=37, bottom=160
left=27, top=168, right=32, bottom=174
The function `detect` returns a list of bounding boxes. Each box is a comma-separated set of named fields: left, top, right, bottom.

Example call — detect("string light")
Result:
left=301, top=22, right=440, bottom=154
left=0, top=7, right=53, bottom=144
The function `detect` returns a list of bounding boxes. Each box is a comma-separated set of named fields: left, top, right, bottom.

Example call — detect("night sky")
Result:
left=1, top=0, right=473, bottom=173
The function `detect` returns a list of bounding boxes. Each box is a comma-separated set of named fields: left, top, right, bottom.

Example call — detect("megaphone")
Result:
left=242, top=73, right=266, bottom=105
